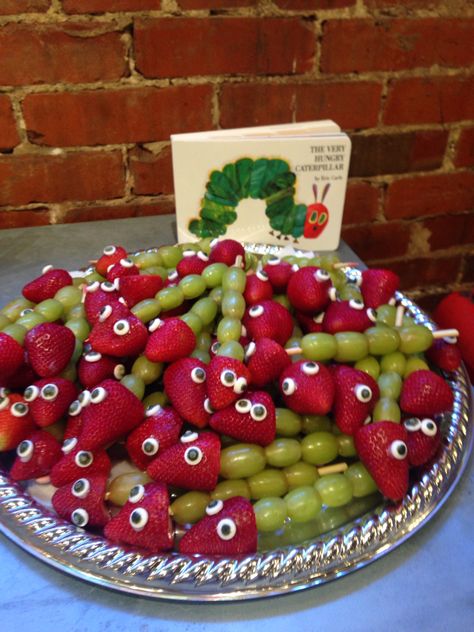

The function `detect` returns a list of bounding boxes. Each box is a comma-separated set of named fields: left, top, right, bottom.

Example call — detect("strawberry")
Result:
left=242, top=300, right=293, bottom=347
left=0, top=333, right=25, bottom=381
left=403, top=417, right=441, bottom=467
left=147, top=430, right=221, bottom=491
left=243, top=271, right=273, bottom=305
left=426, top=338, right=462, bottom=373
left=400, top=369, right=454, bottom=417
left=22, top=266, right=72, bottom=304
left=95, top=245, right=128, bottom=277
left=354, top=421, right=409, bottom=501
left=25, top=377, right=78, bottom=427
left=104, top=482, right=173, bottom=553
left=25, top=322, right=75, bottom=378
left=88, top=312, right=148, bottom=358
left=295, top=310, right=324, bottom=334
left=1, top=359, right=38, bottom=391
left=0, top=393, right=35, bottom=451
left=63, top=406, right=84, bottom=441
left=245, top=338, right=290, bottom=387
left=77, top=351, right=125, bottom=389
left=10, top=430, right=62, bottom=481
left=263, top=258, right=293, bottom=293
left=52, top=474, right=110, bottom=528
left=178, top=496, right=257, bottom=556
left=83, top=283, right=123, bottom=325
left=210, top=391, right=275, bottom=446
left=50, top=441, right=111, bottom=487
left=176, top=251, right=209, bottom=277
left=106, top=258, right=139, bottom=282
left=360, top=268, right=399, bottom=309
left=144, top=318, right=196, bottom=363
left=208, top=239, right=245, bottom=267
left=76, top=380, right=144, bottom=452
left=163, top=358, right=211, bottom=428
left=279, top=360, right=335, bottom=415
left=322, top=299, right=376, bottom=334
left=332, top=366, right=379, bottom=435
left=286, top=267, right=332, bottom=314
left=125, top=405, right=183, bottom=470
left=206, top=355, right=251, bottom=410
left=118, top=274, right=164, bottom=308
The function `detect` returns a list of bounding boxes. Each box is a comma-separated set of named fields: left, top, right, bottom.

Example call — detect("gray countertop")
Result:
left=0, top=217, right=472, bottom=632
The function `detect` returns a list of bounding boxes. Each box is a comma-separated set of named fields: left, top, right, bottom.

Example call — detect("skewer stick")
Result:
left=395, top=304, right=405, bottom=328
left=317, top=462, right=348, bottom=476
left=286, top=346, right=303, bottom=356
left=332, top=261, right=360, bottom=270
left=432, top=328, right=459, bottom=340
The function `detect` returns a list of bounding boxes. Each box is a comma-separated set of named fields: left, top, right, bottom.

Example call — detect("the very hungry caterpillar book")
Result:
left=171, top=121, right=351, bottom=250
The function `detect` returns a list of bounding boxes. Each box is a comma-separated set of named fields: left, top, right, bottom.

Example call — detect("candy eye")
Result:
left=244, top=342, right=256, bottom=360
left=11, top=402, right=30, bottom=417
left=282, top=378, right=296, bottom=395
left=220, top=369, right=236, bottom=387
left=403, top=417, right=421, bottom=432
left=72, top=478, right=90, bottom=499
left=103, top=245, right=116, bottom=256
left=86, top=281, right=100, bottom=293
left=184, top=446, right=203, bottom=466
left=17, top=439, right=33, bottom=461
left=129, top=484, right=145, bottom=503
left=90, top=387, right=107, bottom=404
left=302, top=361, right=319, bottom=376
left=443, top=335, right=457, bottom=345
left=62, top=437, right=77, bottom=454
left=211, top=341, right=221, bottom=354
left=113, top=319, right=130, bottom=336
left=233, top=377, right=247, bottom=394
left=204, top=398, right=214, bottom=414
left=78, top=390, right=91, bottom=407
left=0, top=396, right=10, bottom=411
left=148, top=318, right=163, bottom=333
left=267, top=256, right=280, bottom=266
left=315, top=269, right=330, bottom=282
left=75, top=451, right=93, bottom=468
left=217, top=518, right=237, bottom=541
left=206, top=499, right=223, bottom=516
left=42, top=264, right=54, bottom=274
left=249, top=305, right=264, bottom=318
left=197, top=251, right=209, bottom=262
left=390, top=440, right=408, bottom=460
left=421, top=418, right=437, bottom=437
left=168, top=270, right=178, bottom=282
left=84, top=351, right=102, bottom=362
left=349, top=299, right=364, bottom=310
left=113, top=364, right=126, bottom=380
left=354, top=384, right=373, bottom=403
left=182, top=249, right=195, bottom=258
left=235, top=398, right=252, bottom=413
left=41, top=383, right=59, bottom=401
left=120, top=258, right=134, bottom=268
left=20, top=308, right=34, bottom=316
left=145, top=403, right=162, bottom=417
left=71, top=508, right=89, bottom=527
left=129, top=507, right=149, bottom=531
left=250, top=403, right=267, bottom=421
left=191, top=367, right=206, bottom=384
left=142, top=437, right=159, bottom=456
left=99, top=305, right=113, bottom=322
left=328, top=287, right=338, bottom=302
left=101, top=281, right=116, bottom=292
left=367, top=308, right=377, bottom=322
left=181, top=430, right=199, bottom=444
left=256, top=269, right=269, bottom=281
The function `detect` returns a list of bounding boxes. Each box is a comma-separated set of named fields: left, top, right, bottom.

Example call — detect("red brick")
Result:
left=135, top=18, right=315, bottom=78
left=366, top=0, right=444, bottom=8
left=378, top=256, right=462, bottom=291
left=179, top=0, right=255, bottom=7
left=0, top=0, right=49, bottom=14
left=420, top=213, right=474, bottom=251
left=462, top=254, right=474, bottom=284
left=321, top=19, right=474, bottom=73
left=0, top=208, right=50, bottom=229
left=384, top=76, right=474, bottom=125
left=220, top=82, right=382, bottom=130
left=343, top=181, right=379, bottom=225
left=62, top=200, right=174, bottom=223
left=129, top=146, right=174, bottom=196
left=385, top=172, right=474, bottom=220
left=23, top=86, right=214, bottom=147
left=275, top=0, right=354, bottom=7
left=0, top=97, right=20, bottom=151
left=0, top=152, right=124, bottom=206
left=63, top=0, right=160, bottom=12
left=342, top=221, right=410, bottom=261
left=455, top=128, right=474, bottom=168
left=0, top=24, right=127, bottom=87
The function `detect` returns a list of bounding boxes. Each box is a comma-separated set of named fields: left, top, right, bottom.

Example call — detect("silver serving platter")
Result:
left=0, top=277, right=472, bottom=601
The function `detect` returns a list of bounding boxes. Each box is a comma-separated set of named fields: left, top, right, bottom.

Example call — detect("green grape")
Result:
left=329, top=269, right=347, bottom=290
left=107, top=471, right=153, bottom=507
left=157, top=286, right=184, bottom=311
left=65, top=318, right=90, bottom=341
left=376, top=304, right=397, bottom=327
left=180, top=312, right=203, bottom=336
left=210, top=479, right=251, bottom=501
left=315, top=473, right=353, bottom=507
left=365, top=326, right=400, bottom=356
left=198, top=237, right=213, bottom=254
left=354, top=355, right=380, bottom=380
left=283, top=461, right=318, bottom=490
left=171, top=491, right=210, bottom=525
left=0, top=314, right=11, bottom=329
left=285, top=337, right=303, bottom=358
left=72, top=276, right=87, bottom=287
left=221, top=290, right=246, bottom=320
left=337, top=433, right=357, bottom=458
left=301, top=432, right=338, bottom=466
left=217, top=317, right=241, bottom=343
left=143, top=391, right=168, bottom=408
left=1, top=323, right=27, bottom=345
left=84, top=271, right=104, bottom=284
left=380, top=351, right=406, bottom=375
left=141, top=266, right=168, bottom=279
left=377, top=371, right=402, bottom=400
left=344, top=493, right=381, bottom=520
left=216, top=341, right=244, bottom=361
left=180, top=242, right=200, bottom=253
left=190, top=349, right=211, bottom=364
left=68, top=303, right=86, bottom=320
left=220, top=443, right=266, bottom=479
left=334, top=332, right=368, bottom=362
left=301, top=414, right=332, bottom=434
left=196, top=331, right=212, bottom=351
left=131, top=299, right=161, bottom=323
left=275, top=408, right=302, bottom=436
left=132, top=355, right=163, bottom=385
left=265, top=438, right=302, bottom=468
left=253, top=497, right=288, bottom=532
left=245, top=252, right=258, bottom=271
left=344, top=462, right=378, bottom=497
left=133, top=250, right=163, bottom=269
left=248, top=469, right=288, bottom=499
left=301, top=333, right=337, bottom=362
left=1, top=297, right=34, bottom=321
left=339, top=285, right=363, bottom=302
left=208, top=287, right=223, bottom=306
left=398, top=325, right=433, bottom=354
left=179, top=274, right=207, bottom=300
left=222, top=267, right=247, bottom=293
left=292, top=325, right=303, bottom=339
left=202, top=263, right=227, bottom=288
left=273, top=294, right=292, bottom=310
left=16, top=311, right=46, bottom=331
left=404, top=356, right=429, bottom=377
left=314, top=506, right=348, bottom=532
left=59, top=363, right=77, bottom=382
left=35, top=298, right=64, bottom=322
left=54, top=285, right=83, bottom=312
left=191, top=297, right=218, bottom=325
left=120, top=374, right=145, bottom=400
left=285, top=486, right=322, bottom=523
left=373, top=397, right=401, bottom=423
left=158, top=245, right=182, bottom=268
left=71, top=338, right=83, bottom=364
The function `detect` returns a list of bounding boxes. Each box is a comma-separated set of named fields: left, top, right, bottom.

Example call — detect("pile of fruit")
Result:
left=0, top=238, right=461, bottom=556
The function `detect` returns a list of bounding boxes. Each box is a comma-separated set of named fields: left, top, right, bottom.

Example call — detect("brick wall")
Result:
left=0, top=0, right=473, bottom=307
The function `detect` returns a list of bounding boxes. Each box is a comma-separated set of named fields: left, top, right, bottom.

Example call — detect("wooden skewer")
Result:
left=332, top=261, right=360, bottom=270
left=395, top=304, right=405, bottom=328
left=317, top=462, right=348, bottom=476
left=433, top=328, right=459, bottom=339
left=286, top=346, right=303, bottom=356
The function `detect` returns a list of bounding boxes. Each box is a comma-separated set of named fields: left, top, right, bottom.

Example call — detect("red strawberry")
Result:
left=125, top=405, right=183, bottom=470
left=52, top=474, right=110, bottom=528
left=176, top=251, right=209, bottom=277
left=50, top=441, right=111, bottom=487
left=286, top=267, right=332, bottom=314
left=206, top=355, right=251, bottom=410
left=25, top=377, right=78, bottom=427
left=106, top=258, right=139, bottom=282
left=208, top=239, right=245, bottom=267
left=63, top=407, right=84, bottom=441
left=104, top=482, right=173, bottom=553
left=25, top=323, right=75, bottom=378
left=95, top=245, right=128, bottom=277
left=147, top=430, right=221, bottom=491
left=295, top=310, right=324, bottom=334
left=332, top=366, right=379, bottom=435
left=0, top=333, right=25, bottom=381
left=179, top=496, right=257, bottom=556
left=400, top=370, right=454, bottom=417
left=77, top=380, right=144, bottom=452
left=426, top=338, right=462, bottom=372
left=243, top=271, right=273, bottom=305
left=10, top=430, right=62, bottom=481
left=360, top=268, right=399, bottom=309
left=88, top=312, right=148, bottom=358
left=163, top=358, right=211, bottom=428
left=242, top=300, right=293, bottom=347
left=1, top=359, right=38, bottom=391
left=83, top=282, right=123, bottom=325
left=118, top=274, right=164, bottom=308
left=145, top=318, right=196, bottom=363
left=403, top=417, right=441, bottom=467
left=0, top=393, right=35, bottom=451
left=354, top=421, right=409, bottom=501
left=245, top=338, right=290, bottom=387
left=77, top=351, right=125, bottom=389
left=322, top=299, right=376, bottom=334
left=210, top=391, right=275, bottom=446
left=263, top=258, right=293, bottom=293
left=279, top=360, right=335, bottom=415
left=22, top=266, right=72, bottom=304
